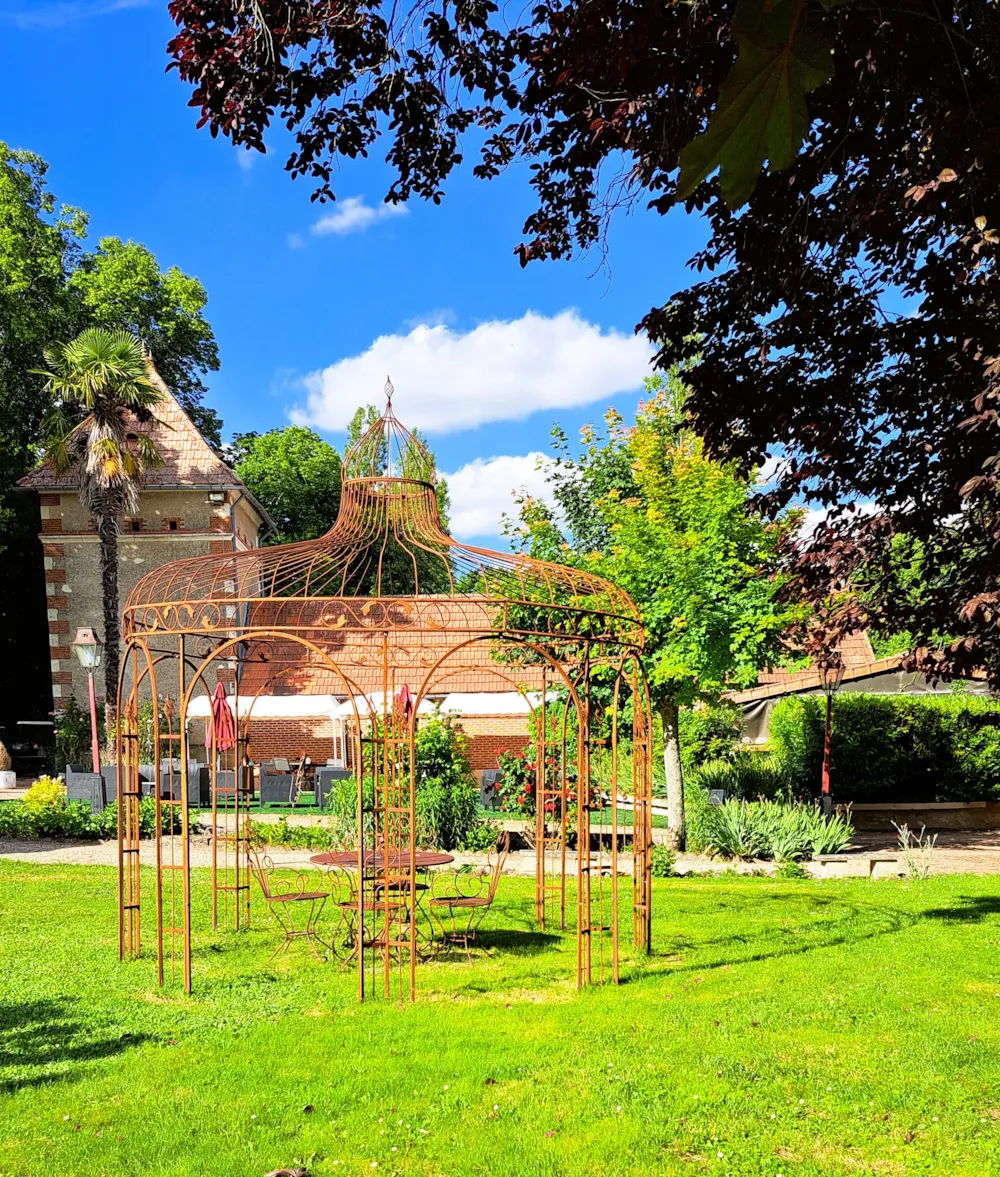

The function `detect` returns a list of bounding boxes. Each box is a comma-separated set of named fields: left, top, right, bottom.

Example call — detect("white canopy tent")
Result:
left=185, top=689, right=548, bottom=769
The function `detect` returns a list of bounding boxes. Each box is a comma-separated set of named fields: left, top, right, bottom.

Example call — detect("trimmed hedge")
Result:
left=770, top=693, right=1000, bottom=803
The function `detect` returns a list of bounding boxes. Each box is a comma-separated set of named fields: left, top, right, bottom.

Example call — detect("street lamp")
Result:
left=71, top=626, right=104, bottom=773
left=818, top=660, right=845, bottom=816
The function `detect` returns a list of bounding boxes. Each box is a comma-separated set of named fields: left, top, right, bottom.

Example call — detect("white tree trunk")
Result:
left=660, top=699, right=685, bottom=850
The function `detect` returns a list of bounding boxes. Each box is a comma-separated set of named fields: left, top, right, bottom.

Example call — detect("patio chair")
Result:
left=428, top=832, right=510, bottom=959
left=247, top=838, right=328, bottom=961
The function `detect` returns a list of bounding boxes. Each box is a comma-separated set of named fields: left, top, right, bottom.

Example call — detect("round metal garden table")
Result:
left=309, top=851, right=454, bottom=869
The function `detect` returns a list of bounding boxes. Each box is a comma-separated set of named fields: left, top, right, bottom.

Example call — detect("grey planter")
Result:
left=65, top=764, right=106, bottom=814
left=157, top=762, right=207, bottom=806
left=480, top=769, right=502, bottom=810
left=259, top=770, right=297, bottom=806
left=314, top=766, right=351, bottom=810
left=213, top=767, right=252, bottom=807
left=100, top=765, right=118, bottom=805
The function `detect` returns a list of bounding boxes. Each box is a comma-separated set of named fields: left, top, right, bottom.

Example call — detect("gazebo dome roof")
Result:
left=123, top=393, right=642, bottom=651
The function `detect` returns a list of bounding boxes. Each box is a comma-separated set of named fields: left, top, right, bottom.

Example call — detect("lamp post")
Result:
left=819, top=660, right=845, bottom=816
left=71, top=627, right=104, bottom=773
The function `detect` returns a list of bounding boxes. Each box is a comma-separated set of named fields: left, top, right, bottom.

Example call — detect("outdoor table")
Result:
left=309, top=851, right=454, bottom=869
left=310, top=851, right=455, bottom=953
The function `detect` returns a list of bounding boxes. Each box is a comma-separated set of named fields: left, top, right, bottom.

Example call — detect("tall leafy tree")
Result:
left=35, top=330, right=166, bottom=720
left=227, top=426, right=342, bottom=544
left=68, top=237, right=222, bottom=447
left=0, top=141, right=222, bottom=728
left=168, top=1, right=1000, bottom=683
left=508, top=375, right=800, bottom=847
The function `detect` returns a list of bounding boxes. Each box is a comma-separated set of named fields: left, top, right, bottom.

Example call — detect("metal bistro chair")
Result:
left=428, top=832, right=510, bottom=959
left=247, top=838, right=328, bottom=961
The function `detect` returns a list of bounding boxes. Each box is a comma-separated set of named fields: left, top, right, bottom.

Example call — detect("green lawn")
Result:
left=2, top=862, right=1000, bottom=1176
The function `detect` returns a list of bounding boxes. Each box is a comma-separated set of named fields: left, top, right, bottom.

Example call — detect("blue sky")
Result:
left=1, top=0, right=708, bottom=542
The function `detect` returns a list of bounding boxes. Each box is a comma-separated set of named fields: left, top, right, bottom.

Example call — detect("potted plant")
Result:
left=0, top=739, right=16, bottom=791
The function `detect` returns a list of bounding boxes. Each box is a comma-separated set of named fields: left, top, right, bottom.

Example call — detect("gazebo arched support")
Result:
left=117, top=396, right=654, bottom=1001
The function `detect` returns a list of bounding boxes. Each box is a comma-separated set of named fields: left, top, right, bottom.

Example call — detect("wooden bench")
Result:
left=815, top=854, right=904, bottom=879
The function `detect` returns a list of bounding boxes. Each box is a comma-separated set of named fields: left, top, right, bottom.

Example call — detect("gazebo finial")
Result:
left=384, top=375, right=394, bottom=411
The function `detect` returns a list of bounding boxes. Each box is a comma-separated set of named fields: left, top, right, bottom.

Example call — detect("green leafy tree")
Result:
left=227, top=426, right=342, bottom=544
left=0, top=143, right=222, bottom=533
left=0, top=142, right=223, bottom=728
left=36, top=329, right=166, bottom=720
left=508, top=373, right=801, bottom=847
left=68, top=237, right=222, bottom=447
left=344, top=404, right=453, bottom=594
left=0, top=145, right=85, bottom=540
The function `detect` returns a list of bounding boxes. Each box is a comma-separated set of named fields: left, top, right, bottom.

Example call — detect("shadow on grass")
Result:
left=919, top=894, right=1000, bottom=922
left=622, top=891, right=920, bottom=986
left=0, top=998, right=150, bottom=1093
left=447, top=928, right=561, bottom=957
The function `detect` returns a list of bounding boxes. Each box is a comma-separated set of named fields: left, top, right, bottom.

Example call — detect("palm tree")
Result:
left=36, top=328, right=165, bottom=723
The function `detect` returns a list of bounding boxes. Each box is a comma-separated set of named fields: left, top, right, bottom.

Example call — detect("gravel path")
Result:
left=4, top=827, right=1000, bottom=876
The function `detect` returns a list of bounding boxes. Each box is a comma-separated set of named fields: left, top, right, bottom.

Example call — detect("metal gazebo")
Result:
left=116, top=392, right=653, bottom=1000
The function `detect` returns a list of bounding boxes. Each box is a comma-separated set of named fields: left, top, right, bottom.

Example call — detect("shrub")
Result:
left=495, top=745, right=538, bottom=815
left=413, top=716, right=483, bottom=850
left=650, top=844, right=677, bottom=878
left=698, top=799, right=853, bottom=861
left=322, top=715, right=493, bottom=852
left=688, top=753, right=789, bottom=801
left=684, top=777, right=715, bottom=854
left=250, top=817, right=337, bottom=851
left=679, top=702, right=746, bottom=770
left=0, top=741, right=11, bottom=773
left=0, top=795, right=172, bottom=840
left=22, top=775, right=67, bottom=812
left=54, top=697, right=102, bottom=770
left=775, top=860, right=810, bottom=879
left=770, top=693, right=1000, bottom=803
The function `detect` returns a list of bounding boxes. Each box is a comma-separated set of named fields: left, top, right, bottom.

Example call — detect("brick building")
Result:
left=18, top=379, right=269, bottom=708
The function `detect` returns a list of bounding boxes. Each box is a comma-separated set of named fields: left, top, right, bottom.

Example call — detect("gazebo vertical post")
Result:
left=178, top=634, right=193, bottom=994
left=611, top=673, right=621, bottom=985
left=534, top=669, right=547, bottom=928
left=356, top=710, right=365, bottom=1003
left=408, top=702, right=417, bottom=1004
left=210, top=696, right=218, bottom=931
left=577, top=646, right=592, bottom=988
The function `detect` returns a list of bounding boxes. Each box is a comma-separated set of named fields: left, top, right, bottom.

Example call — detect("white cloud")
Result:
left=0, top=0, right=149, bottom=26
left=311, top=197, right=408, bottom=237
left=237, top=150, right=255, bottom=172
left=292, top=310, right=652, bottom=434
left=286, top=233, right=305, bottom=251
left=798, top=500, right=878, bottom=537
left=443, top=453, right=557, bottom=540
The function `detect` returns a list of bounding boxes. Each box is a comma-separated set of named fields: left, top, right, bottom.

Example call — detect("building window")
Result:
left=128, top=519, right=142, bottom=533
left=168, top=520, right=178, bottom=531
left=164, top=518, right=182, bottom=532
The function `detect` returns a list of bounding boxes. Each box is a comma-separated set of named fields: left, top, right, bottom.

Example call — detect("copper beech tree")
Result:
left=168, top=0, right=1000, bottom=681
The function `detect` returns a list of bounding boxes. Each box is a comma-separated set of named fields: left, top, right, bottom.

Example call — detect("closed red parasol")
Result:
left=209, top=681, right=235, bottom=752
left=393, top=683, right=414, bottom=725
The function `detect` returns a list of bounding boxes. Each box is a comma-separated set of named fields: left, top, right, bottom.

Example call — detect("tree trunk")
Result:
left=98, top=511, right=120, bottom=732
left=660, top=698, right=685, bottom=850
